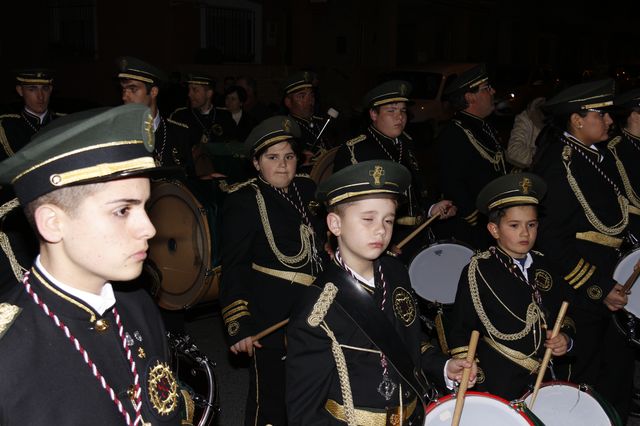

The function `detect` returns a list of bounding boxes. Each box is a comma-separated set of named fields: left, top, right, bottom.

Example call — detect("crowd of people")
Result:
left=1, top=57, right=640, bottom=425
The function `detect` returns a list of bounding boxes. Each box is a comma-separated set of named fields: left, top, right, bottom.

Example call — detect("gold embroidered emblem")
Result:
left=138, top=347, right=146, bottom=359
left=147, top=361, right=179, bottom=415
left=519, top=177, right=532, bottom=195
left=227, top=321, right=240, bottom=336
left=392, top=287, right=416, bottom=327
left=369, top=165, right=385, bottom=186
left=212, top=123, right=223, bottom=136
left=562, top=145, right=572, bottom=162
left=307, top=200, right=320, bottom=216
left=283, top=118, right=291, bottom=133
left=119, top=57, right=128, bottom=71
left=587, top=285, right=603, bottom=300
left=534, top=269, right=553, bottom=291
left=399, top=83, right=407, bottom=96
left=303, top=71, right=310, bottom=82
left=0, top=303, right=21, bottom=339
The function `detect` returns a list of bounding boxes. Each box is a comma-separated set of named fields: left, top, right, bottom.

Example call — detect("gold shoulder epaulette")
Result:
left=402, top=131, right=413, bottom=141
left=0, top=114, right=21, bottom=120
left=346, top=134, right=366, bottom=147
left=219, top=178, right=257, bottom=194
left=295, top=173, right=312, bottom=179
left=473, top=250, right=491, bottom=261
left=607, top=136, right=622, bottom=150
left=167, top=118, right=189, bottom=129
left=215, top=106, right=229, bottom=111
left=53, top=112, right=67, bottom=117
left=0, top=303, right=21, bottom=340
left=170, top=106, right=188, bottom=116
left=531, top=250, right=544, bottom=257
left=307, top=282, right=338, bottom=327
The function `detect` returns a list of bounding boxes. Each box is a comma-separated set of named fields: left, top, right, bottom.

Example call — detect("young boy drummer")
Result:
left=0, top=104, right=185, bottom=425
left=447, top=173, right=575, bottom=402
left=286, top=159, right=476, bottom=425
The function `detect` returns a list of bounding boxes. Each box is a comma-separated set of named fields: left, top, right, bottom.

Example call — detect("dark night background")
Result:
left=1, top=0, right=639, bottom=116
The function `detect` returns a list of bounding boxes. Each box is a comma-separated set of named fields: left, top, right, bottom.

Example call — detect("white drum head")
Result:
left=613, top=248, right=640, bottom=317
left=426, top=394, right=531, bottom=425
left=524, top=384, right=611, bottom=425
left=409, top=242, right=474, bottom=303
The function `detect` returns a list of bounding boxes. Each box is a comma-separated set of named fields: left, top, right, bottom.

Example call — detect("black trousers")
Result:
left=245, top=345, right=287, bottom=426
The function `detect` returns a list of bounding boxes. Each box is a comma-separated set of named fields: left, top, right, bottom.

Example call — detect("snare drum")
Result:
left=521, top=381, right=622, bottom=426
left=408, top=241, right=474, bottom=304
left=425, top=392, right=540, bottom=425
left=168, top=333, right=218, bottom=426
left=147, top=180, right=221, bottom=310
left=613, top=247, right=640, bottom=318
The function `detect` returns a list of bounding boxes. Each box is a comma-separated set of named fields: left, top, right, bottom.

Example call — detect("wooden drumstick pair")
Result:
left=252, top=319, right=290, bottom=342
left=395, top=212, right=441, bottom=251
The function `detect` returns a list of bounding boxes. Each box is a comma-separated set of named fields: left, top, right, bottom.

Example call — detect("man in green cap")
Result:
left=117, top=56, right=193, bottom=175
left=169, top=72, right=235, bottom=147
left=286, top=159, right=475, bottom=425
left=282, top=70, right=335, bottom=171
left=0, top=104, right=186, bottom=425
left=333, top=80, right=456, bottom=261
left=435, top=63, right=507, bottom=249
left=447, top=172, right=574, bottom=402
left=1, top=68, right=65, bottom=161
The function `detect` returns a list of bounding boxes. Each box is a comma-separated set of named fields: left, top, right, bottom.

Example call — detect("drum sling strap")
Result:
left=330, top=272, right=435, bottom=408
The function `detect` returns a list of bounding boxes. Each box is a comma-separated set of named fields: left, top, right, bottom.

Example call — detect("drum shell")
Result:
left=147, top=179, right=222, bottom=310
left=309, top=146, right=339, bottom=185
left=425, top=391, right=540, bottom=425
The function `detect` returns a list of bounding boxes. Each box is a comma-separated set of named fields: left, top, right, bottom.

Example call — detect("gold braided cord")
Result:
left=0, top=198, right=26, bottom=282
left=254, top=185, right=314, bottom=269
left=609, top=143, right=640, bottom=208
left=0, top=120, right=15, bottom=157
left=320, top=322, right=356, bottom=426
left=455, top=122, right=506, bottom=173
left=468, top=253, right=543, bottom=345
left=564, top=162, right=629, bottom=235
left=308, top=283, right=337, bottom=327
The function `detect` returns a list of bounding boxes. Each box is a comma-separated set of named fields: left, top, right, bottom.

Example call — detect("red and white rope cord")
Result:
left=22, top=271, right=143, bottom=425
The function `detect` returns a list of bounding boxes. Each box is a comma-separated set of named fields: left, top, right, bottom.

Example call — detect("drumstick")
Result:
left=395, top=213, right=441, bottom=250
left=529, top=301, right=569, bottom=409
left=621, top=259, right=640, bottom=294
left=451, top=330, right=480, bottom=426
left=251, top=319, right=290, bottom=342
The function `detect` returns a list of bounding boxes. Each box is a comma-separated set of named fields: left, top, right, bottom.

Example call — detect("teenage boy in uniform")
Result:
left=447, top=173, right=575, bottom=401
left=286, top=159, right=476, bottom=425
left=0, top=104, right=185, bottom=425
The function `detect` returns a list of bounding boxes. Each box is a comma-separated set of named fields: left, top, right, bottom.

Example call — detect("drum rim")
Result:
left=309, top=146, right=339, bottom=184
left=426, top=391, right=534, bottom=424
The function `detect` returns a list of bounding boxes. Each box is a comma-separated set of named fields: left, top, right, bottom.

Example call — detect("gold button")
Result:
left=138, top=347, right=146, bottom=359
left=94, top=319, right=109, bottom=332
left=127, top=384, right=136, bottom=398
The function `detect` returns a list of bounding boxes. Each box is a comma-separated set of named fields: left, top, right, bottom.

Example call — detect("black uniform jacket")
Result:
left=219, top=175, right=325, bottom=347
left=333, top=125, right=431, bottom=223
left=436, top=111, right=506, bottom=241
left=0, top=109, right=64, bottom=160
left=447, top=248, right=574, bottom=401
left=153, top=115, right=194, bottom=176
left=0, top=265, right=182, bottom=425
left=170, top=106, right=236, bottom=146
left=286, top=257, right=447, bottom=425
left=290, top=113, right=332, bottom=153
left=606, top=130, right=640, bottom=239
left=532, top=133, right=628, bottom=312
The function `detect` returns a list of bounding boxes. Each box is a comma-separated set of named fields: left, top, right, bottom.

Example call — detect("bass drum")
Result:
left=147, top=179, right=222, bottom=310
left=168, top=333, right=218, bottom=426
left=521, top=381, right=621, bottom=425
left=408, top=240, right=475, bottom=304
left=425, top=392, right=541, bottom=425
left=310, top=146, right=339, bottom=185
left=612, top=247, right=640, bottom=347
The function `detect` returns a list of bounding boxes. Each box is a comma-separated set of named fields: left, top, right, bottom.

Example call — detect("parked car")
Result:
left=380, top=62, right=477, bottom=124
